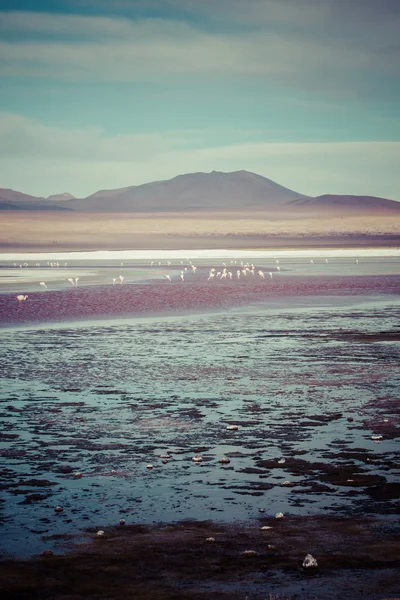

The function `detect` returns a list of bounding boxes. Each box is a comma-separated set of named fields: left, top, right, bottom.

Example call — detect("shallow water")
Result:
left=0, top=253, right=399, bottom=558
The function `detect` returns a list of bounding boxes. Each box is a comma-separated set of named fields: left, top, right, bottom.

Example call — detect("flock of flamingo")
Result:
left=13, top=256, right=361, bottom=300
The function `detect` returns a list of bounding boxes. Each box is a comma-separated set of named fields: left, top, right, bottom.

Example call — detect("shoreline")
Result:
left=1, top=515, right=399, bottom=599
left=1, top=235, right=400, bottom=254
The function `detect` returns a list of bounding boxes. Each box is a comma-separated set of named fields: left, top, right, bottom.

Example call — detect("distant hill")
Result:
left=1, top=172, right=399, bottom=213
left=47, top=192, right=75, bottom=201
left=0, top=188, right=74, bottom=211
left=289, top=194, right=400, bottom=212
left=64, top=170, right=307, bottom=212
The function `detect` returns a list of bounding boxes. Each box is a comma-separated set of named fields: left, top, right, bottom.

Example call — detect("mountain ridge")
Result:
left=1, top=170, right=399, bottom=213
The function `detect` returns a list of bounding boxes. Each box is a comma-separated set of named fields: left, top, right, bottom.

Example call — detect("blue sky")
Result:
left=1, top=0, right=399, bottom=199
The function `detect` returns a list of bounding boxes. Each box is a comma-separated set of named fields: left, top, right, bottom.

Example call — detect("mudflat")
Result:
left=1, top=517, right=399, bottom=600
left=0, top=211, right=399, bottom=251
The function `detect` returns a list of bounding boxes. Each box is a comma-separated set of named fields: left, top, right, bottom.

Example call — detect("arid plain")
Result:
left=1, top=210, right=399, bottom=251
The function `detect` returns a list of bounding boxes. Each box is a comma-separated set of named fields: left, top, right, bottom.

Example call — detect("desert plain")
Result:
left=0, top=210, right=399, bottom=252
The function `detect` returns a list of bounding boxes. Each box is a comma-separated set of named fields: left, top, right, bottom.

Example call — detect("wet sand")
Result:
left=1, top=516, right=400, bottom=600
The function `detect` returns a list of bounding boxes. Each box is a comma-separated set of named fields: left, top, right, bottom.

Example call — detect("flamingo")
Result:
left=39, top=281, right=47, bottom=289
left=112, top=278, right=117, bottom=285
left=269, top=272, right=273, bottom=279
left=119, top=275, right=124, bottom=284
left=164, top=275, right=171, bottom=282
left=16, top=294, right=28, bottom=301
left=208, top=272, right=215, bottom=281
left=67, top=278, right=75, bottom=286
left=258, top=270, right=265, bottom=279
left=75, top=277, right=79, bottom=285
left=180, top=271, right=184, bottom=282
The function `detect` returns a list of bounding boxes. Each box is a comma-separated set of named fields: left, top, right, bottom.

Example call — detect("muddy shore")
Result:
left=1, top=516, right=399, bottom=600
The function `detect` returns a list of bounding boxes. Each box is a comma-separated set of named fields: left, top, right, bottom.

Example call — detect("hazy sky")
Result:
left=1, top=0, right=399, bottom=199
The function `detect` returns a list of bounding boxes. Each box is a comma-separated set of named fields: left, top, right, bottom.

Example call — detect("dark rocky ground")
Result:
left=1, top=516, right=399, bottom=600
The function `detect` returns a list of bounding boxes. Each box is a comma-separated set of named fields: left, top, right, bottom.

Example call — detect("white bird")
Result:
left=258, top=270, right=265, bottom=279
left=191, top=265, right=197, bottom=273
left=119, top=275, right=124, bottom=284
left=112, top=278, right=117, bottom=285
left=39, top=281, right=47, bottom=289
left=180, top=271, right=184, bottom=281
left=67, top=278, right=75, bottom=286
left=75, top=277, right=79, bottom=285
left=208, top=272, right=215, bottom=281
left=16, top=294, right=28, bottom=301
left=310, top=259, right=314, bottom=264
left=164, top=275, right=171, bottom=282
left=269, top=272, right=273, bottom=278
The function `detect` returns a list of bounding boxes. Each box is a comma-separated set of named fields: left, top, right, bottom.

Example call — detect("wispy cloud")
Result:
left=1, top=112, right=399, bottom=200
left=0, top=8, right=398, bottom=91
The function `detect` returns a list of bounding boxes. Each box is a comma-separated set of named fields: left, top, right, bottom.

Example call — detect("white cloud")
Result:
left=1, top=112, right=399, bottom=200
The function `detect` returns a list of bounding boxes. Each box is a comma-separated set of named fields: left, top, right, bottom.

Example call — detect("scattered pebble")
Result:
left=74, top=472, right=82, bottom=479
left=218, top=457, right=231, bottom=464
left=302, top=553, right=318, bottom=568
left=278, top=458, right=286, bottom=464
left=192, top=456, right=203, bottom=462
left=226, top=425, right=238, bottom=431
left=146, top=464, right=154, bottom=469
left=119, top=519, right=126, bottom=526
left=371, top=435, right=383, bottom=441
left=54, top=506, right=63, bottom=513
left=242, top=550, right=258, bottom=556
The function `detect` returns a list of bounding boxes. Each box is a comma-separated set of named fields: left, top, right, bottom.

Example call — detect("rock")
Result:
left=146, top=464, right=154, bottom=469
left=205, top=537, right=215, bottom=543
left=275, top=512, right=284, bottom=519
left=302, top=553, right=318, bottom=568
left=40, top=550, right=54, bottom=557
left=54, top=506, right=63, bottom=513
left=119, top=519, right=126, bottom=526
left=226, top=425, right=238, bottom=431
left=192, top=456, right=203, bottom=462
left=242, top=550, right=258, bottom=556
left=218, top=457, right=230, bottom=464
left=96, top=530, right=105, bottom=537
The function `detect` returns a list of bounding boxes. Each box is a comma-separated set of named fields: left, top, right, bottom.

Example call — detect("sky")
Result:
left=0, top=0, right=399, bottom=199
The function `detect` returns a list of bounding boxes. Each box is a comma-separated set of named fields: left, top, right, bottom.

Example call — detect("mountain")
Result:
left=1, top=172, right=399, bottom=213
left=0, top=188, right=73, bottom=211
left=63, top=170, right=308, bottom=212
left=47, top=192, right=75, bottom=201
left=289, top=194, right=400, bottom=212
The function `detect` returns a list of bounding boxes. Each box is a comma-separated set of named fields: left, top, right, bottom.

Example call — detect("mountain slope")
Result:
left=289, top=194, right=400, bottom=212
left=64, top=170, right=308, bottom=212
